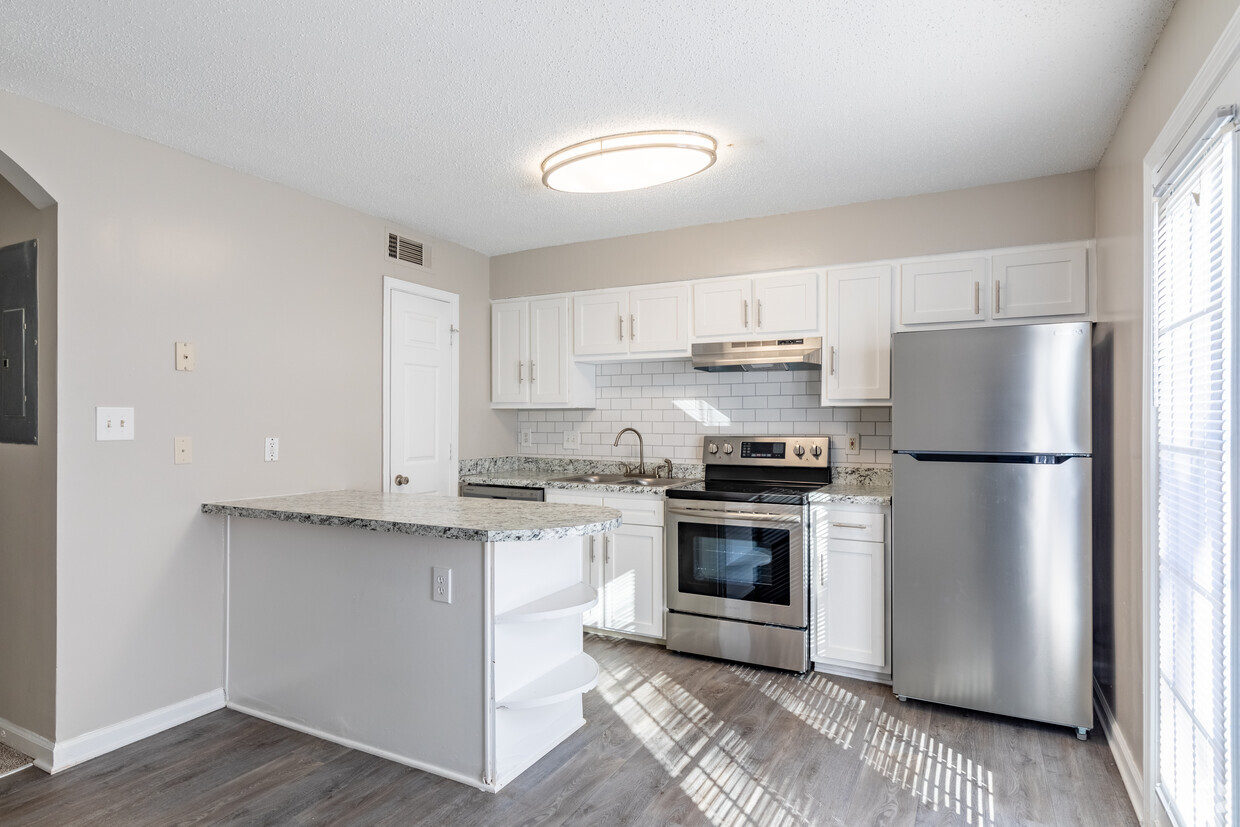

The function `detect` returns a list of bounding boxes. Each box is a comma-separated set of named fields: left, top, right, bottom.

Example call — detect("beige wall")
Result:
left=0, top=89, right=504, bottom=743
left=1092, top=0, right=1240, bottom=777
left=0, top=174, right=57, bottom=740
left=491, top=171, right=1095, bottom=298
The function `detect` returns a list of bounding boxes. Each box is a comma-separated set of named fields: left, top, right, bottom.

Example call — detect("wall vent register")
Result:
left=387, top=232, right=429, bottom=269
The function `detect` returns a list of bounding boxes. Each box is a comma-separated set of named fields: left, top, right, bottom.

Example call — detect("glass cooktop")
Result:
left=666, top=479, right=827, bottom=505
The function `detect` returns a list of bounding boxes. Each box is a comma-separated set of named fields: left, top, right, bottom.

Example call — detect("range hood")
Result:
left=692, top=337, right=823, bottom=372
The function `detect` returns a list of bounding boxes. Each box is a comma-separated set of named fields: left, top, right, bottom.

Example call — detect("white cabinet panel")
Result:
left=753, top=271, right=819, bottom=334
left=529, top=298, right=569, bottom=405
left=992, top=246, right=1088, bottom=319
left=604, top=524, right=664, bottom=638
left=692, top=277, right=751, bottom=337
left=899, top=258, right=987, bottom=326
left=811, top=503, right=889, bottom=677
left=582, top=534, right=604, bottom=628
left=629, top=285, right=689, bottom=353
left=573, top=291, right=629, bottom=356
left=824, top=265, right=891, bottom=404
left=491, top=300, right=528, bottom=404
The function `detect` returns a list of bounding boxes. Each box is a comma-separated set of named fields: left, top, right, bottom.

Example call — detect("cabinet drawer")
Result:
left=603, top=495, right=664, bottom=527
left=820, top=510, right=884, bottom=542
left=545, top=490, right=603, bottom=507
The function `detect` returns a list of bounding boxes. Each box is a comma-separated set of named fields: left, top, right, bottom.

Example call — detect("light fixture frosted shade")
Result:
left=542, top=131, right=717, bottom=193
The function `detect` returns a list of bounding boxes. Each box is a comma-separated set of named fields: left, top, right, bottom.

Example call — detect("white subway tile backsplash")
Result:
left=514, top=359, right=890, bottom=469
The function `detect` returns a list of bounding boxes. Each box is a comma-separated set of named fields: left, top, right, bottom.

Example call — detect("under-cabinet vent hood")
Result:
left=692, top=337, right=822, bottom=372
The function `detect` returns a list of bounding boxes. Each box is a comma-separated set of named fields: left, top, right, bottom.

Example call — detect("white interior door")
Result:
left=386, top=280, right=458, bottom=496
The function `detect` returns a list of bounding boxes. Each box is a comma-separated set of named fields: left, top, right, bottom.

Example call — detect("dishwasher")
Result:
left=458, top=483, right=544, bottom=502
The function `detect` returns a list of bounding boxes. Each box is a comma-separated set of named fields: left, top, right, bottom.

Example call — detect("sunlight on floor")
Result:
left=598, top=656, right=996, bottom=825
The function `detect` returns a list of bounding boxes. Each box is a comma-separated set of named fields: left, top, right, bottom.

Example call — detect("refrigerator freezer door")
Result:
left=892, top=322, right=1091, bottom=454
left=891, top=453, right=1093, bottom=730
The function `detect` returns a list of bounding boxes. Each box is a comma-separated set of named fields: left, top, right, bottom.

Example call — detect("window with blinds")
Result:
left=1152, top=124, right=1235, bottom=827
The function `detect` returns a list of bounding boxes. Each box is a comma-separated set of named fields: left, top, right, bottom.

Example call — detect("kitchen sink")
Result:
left=550, top=473, right=689, bottom=488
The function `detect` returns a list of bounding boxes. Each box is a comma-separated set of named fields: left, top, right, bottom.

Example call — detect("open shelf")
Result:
left=497, top=653, right=599, bottom=710
left=496, top=582, right=598, bottom=624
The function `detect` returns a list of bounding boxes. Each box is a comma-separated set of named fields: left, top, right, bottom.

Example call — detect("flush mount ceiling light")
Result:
left=541, top=130, right=717, bottom=193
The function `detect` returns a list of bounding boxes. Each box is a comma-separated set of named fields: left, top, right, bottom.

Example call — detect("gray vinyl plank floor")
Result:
left=0, top=635, right=1136, bottom=826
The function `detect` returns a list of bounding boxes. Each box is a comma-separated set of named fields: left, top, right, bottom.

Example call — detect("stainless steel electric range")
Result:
left=664, top=435, right=830, bottom=672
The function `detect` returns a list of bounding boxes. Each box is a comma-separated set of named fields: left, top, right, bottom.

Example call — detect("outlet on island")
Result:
left=432, top=566, right=452, bottom=604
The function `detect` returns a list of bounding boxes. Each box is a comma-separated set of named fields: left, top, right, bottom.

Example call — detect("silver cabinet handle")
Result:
left=831, top=521, right=868, bottom=529
left=756, top=299, right=763, bottom=329
left=994, top=282, right=1001, bottom=315
left=589, top=536, right=596, bottom=564
left=743, top=299, right=749, bottom=328
left=518, top=361, right=524, bottom=383
left=604, top=535, right=611, bottom=565
left=973, top=281, right=980, bottom=315
left=530, top=360, right=536, bottom=381
left=618, top=315, right=624, bottom=341
left=630, top=314, right=636, bottom=340
left=829, top=345, right=836, bottom=376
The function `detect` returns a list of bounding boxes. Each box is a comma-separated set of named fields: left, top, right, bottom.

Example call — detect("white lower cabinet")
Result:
left=810, top=502, right=890, bottom=679
left=546, top=490, right=665, bottom=640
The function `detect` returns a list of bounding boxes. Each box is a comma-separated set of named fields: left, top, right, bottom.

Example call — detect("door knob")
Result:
left=395, top=475, right=409, bottom=486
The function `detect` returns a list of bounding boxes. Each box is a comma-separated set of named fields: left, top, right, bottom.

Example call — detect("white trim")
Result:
left=48, top=689, right=225, bottom=773
left=0, top=715, right=55, bottom=772
left=225, top=700, right=492, bottom=792
left=223, top=514, right=231, bottom=701
left=1094, top=679, right=1144, bottom=822
left=1141, top=9, right=1240, bottom=824
left=382, top=276, right=460, bottom=495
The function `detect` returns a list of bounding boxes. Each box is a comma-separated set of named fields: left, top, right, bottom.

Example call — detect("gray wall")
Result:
left=491, top=170, right=1096, bottom=298
left=1092, top=0, right=1240, bottom=777
left=0, top=89, right=505, bottom=744
left=0, top=174, right=56, bottom=740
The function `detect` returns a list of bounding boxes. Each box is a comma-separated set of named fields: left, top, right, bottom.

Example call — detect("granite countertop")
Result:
left=807, top=482, right=892, bottom=505
left=202, top=490, right=622, bottom=542
left=461, top=471, right=696, bottom=496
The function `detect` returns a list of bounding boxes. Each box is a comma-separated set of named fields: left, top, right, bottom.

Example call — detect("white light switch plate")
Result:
left=96, top=407, right=135, bottom=441
left=562, top=430, right=581, bottom=449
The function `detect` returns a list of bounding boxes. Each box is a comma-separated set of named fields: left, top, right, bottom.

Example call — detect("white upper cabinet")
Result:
left=824, top=265, right=892, bottom=405
left=991, top=246, right=1088, bottom=319
left=692, top=270, right=821, bottom=338
left=899, top=257, right=988, bottom=326
left=897, top=243, right=1091, bottom=330
left=492, top=297, right=595, bottom=408
left=573, top=285, right=689, bottom=358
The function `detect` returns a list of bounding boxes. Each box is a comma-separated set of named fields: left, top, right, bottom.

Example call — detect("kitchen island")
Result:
left=202, top=490, right=621, bottom=792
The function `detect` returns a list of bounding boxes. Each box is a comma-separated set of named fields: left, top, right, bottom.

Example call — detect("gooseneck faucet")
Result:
left=613, top=427, right=645, bottom=476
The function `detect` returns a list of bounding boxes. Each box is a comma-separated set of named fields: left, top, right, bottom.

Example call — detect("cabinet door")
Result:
left=528, top=297, right=569, bottom=405
left=692, top=278, right=752, bottom=337
left=899, top=258, right=987, bottom=325
left=629, top=285, right=690, bottom=354
left=753, top=271, right=820, bottom=334
left=603, top=524, right=664, bottom=638
left=815, top=537, right=886, bottom=668
left=825, top=266, right=891, bottom=403
left=574, top=291, right=629, bottom=356
left=491, top=301, right=529, bottom=404
left=992, top=246, right=1088, bottom=319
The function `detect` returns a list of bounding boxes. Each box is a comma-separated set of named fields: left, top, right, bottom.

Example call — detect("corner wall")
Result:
left=0, top=174, right=57, bottom=741
left=1092, top=0, right=1240, bottom=780
left=0, top=89, right=503, bottom=747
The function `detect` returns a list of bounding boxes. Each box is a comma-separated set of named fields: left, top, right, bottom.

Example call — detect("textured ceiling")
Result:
left=0, top=1, right=1173, bottom=256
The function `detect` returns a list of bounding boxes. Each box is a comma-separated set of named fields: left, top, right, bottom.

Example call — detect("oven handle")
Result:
left=665, top=504, right=802, bottom=522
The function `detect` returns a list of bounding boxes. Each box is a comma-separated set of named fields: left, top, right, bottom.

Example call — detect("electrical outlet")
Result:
left=264, top=437, right=279, bottom=462
left=846, top=434, right=860, bottom=454
left=432, top=567, right=452, bottom=604
left=96, top=407, right=135, bottom=441
left=518, top=428, right=533, bottom=449
left=563, top=429, right=581, bottom=449
left=174, top=436, right=193, bottom=464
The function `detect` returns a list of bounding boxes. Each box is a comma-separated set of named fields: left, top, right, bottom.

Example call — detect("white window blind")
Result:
left=1153, top=125, right=1235, bottom=827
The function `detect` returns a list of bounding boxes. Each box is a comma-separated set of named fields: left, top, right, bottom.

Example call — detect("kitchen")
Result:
left=0, top=1, right=1235, bottom=825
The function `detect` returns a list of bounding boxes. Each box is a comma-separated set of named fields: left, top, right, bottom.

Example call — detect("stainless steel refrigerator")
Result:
left=891, top=321, right=1092, bottom=738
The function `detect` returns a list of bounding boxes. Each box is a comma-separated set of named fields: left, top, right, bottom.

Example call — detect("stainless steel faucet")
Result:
left=613, top=427, right=645, bottom=476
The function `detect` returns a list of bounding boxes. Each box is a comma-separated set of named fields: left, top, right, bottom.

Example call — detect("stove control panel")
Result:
left=701, top=435, right=830, bottom=467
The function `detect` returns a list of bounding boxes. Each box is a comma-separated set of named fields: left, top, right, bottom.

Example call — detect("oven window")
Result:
left=677, top=523, right=791, bottom=605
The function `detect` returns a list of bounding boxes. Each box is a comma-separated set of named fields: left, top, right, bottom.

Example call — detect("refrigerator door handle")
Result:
left=897, top=451, right=1085, bottom=464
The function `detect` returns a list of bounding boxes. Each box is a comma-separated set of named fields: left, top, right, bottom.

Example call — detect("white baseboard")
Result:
left=1094, top=679, right=1145, bottom=823
left=49, top=689, right=226, bottom=774
left=226, top=700, right=489, bottom=792
left=0, top=716, right=55, bottom=772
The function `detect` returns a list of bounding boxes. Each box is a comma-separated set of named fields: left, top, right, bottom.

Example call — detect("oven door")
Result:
left=664, top=500, right=807, bottom=628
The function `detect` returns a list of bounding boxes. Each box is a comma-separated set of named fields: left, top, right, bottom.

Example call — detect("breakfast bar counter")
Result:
left=203, top=490, right=621, bottom=792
